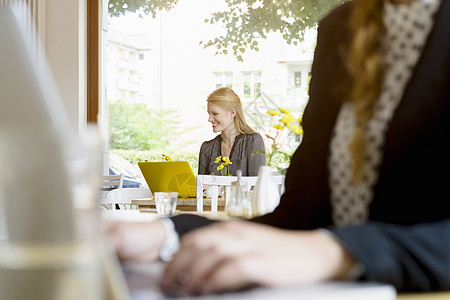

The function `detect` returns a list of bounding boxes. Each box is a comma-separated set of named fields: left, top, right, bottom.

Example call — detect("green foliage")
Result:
left=108, top=0, right=346, bottom=61
left=251, top=105, right=304, bottom=174
left=271, top=149, right=295, bottom=175
left=253, top=148, right=295, bottom=175
left=109, top=100, right=199, bottom=151
left=108, top=0, right=179, bottom=18
left=200, top=0, right=345, bottom=61
left=111, top=149, right=199, bottom=174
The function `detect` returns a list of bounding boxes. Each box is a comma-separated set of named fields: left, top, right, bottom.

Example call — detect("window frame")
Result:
left=87, top=0, right=99, bottom=123
left=213, top=71, right=233, bottom=89
left=242, top=71, right=262, bottom=98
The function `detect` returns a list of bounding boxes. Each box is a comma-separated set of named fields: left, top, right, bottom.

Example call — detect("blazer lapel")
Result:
left=384, top=0, right=450, bottom=157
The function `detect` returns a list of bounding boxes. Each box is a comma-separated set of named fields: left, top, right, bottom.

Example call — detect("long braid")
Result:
left=346, top=0, right=384, bottom=184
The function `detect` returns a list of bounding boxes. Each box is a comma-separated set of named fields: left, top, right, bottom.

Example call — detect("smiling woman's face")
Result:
left=207, top=102, right=236, bottom=133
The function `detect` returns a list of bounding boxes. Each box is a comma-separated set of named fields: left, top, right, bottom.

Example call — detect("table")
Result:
left=131, top=197, right=226, bottom=212
left=101, top=209, right=158, bottom=222
left=397, top=292, right=450, bottom=300
left=102, top=207, right=230, bottom=222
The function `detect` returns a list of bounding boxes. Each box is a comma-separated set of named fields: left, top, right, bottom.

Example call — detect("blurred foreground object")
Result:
left=0, top=4, right=104, bottom=299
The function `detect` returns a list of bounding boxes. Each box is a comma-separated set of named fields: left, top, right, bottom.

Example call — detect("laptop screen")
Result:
left=137, top=161, right=197, bottom=198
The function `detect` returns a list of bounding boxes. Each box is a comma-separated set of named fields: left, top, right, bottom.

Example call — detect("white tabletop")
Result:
left=101, top=209, right=159, bottom=222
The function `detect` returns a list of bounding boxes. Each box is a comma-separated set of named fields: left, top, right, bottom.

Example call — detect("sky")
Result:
left=106, top=0, right=317, bottom=153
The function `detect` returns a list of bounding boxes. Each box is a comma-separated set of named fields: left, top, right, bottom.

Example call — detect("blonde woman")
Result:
left=107, top=0, right=450, bottom=296
left=198, top=87, right=265, bottom=176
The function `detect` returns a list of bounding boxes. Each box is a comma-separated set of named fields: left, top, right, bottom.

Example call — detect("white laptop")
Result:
left=119, top=259, right=397, bottom=300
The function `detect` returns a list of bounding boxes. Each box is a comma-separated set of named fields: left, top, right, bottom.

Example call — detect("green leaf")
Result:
left=108, top=0, right=345, bottom=62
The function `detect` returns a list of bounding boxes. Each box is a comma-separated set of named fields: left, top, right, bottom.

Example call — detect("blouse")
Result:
left=329, top=0, right=441, bottom=226
left=198, top=133, right=265, bottom=176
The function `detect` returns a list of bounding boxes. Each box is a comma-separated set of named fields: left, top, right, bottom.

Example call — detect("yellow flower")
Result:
left=259, top=106, right=304, bottom=169
left=222, top=156, right=232, bottom=164
left=293, top=125, right=303, bottom=135
left=266, top=109, right=280, bottom=116
left=273, top=124, right=284, bottom=130
left=215, top=156, right=232, bottom=175
left=280, top=113, right=297, bottom=125
left=279, top=107, right=290, bottom=114
left=160, top=154, right=173, bottom=161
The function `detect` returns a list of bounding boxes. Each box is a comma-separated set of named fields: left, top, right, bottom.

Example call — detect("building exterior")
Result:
left=105, top=1, right=316, bottom=152
left=106, top=28, right=152, bottom=106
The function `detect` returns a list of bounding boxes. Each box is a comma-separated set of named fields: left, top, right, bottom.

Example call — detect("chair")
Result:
left=196, top=174, right=285, bottom=212
left=102, top=174, right=124, bottom=190
left=100, top=187, right=152, bottom=210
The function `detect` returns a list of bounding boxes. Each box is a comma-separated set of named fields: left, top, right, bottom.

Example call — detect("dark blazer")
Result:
left=173, top=1, right=450, bottom=292
left=252, top=1, right=450, bottom=292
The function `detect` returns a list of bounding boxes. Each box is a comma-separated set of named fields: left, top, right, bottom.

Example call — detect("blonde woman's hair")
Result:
left=345, top=0, right=384, bottom=184
left=207, top=87, right=256, bottom=134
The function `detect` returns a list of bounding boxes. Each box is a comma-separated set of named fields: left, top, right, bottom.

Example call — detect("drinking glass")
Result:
left=226, top=180, right=252, bottom=219
left=154, top=192, right=178, bottom=216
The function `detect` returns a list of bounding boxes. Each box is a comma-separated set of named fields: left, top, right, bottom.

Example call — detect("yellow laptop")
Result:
left=137, top=161, right=197, bottom=198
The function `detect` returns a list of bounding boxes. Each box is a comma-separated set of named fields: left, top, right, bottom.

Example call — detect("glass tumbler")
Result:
left=154, top=192, right=178, bottom=216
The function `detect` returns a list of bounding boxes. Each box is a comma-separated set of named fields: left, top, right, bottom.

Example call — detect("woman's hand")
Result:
left=159, top=221, right=356, bottom=296
left=105, top=220, right=166, bottom=263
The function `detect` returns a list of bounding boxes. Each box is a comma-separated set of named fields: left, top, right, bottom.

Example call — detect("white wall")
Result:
left=45, top=0, right=86, bottom=134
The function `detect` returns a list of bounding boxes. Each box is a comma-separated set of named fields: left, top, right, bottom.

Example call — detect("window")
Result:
left=99, top=0, right=340, bottom=174
left=214, top=72, right=233, bottom=89
left=294, top=71, right=302, bottom=88
left=242, top=71, right=261, bottom=98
